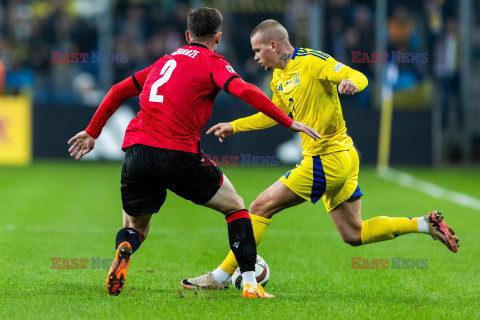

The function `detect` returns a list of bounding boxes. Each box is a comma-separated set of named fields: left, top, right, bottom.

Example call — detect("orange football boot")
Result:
left=424, top=211, right=459, bottom=253
left=106, top=241, right=132, bottom=295
left=242, top=283, right=274, bottom=298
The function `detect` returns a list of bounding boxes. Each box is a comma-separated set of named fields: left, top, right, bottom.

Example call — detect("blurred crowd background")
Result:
left=1, top=0, right=479, bottom=163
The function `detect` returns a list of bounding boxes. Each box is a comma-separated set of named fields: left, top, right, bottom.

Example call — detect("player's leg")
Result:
left=326, top=147, right=459, bottom=252
left=182, top=160, right=308, bottom=290
left=190, top=174, right=273, bottom=297
left=174, top=154, right=273, bottom=297
left=201, top=174, right=245, bottom=213
left=107, top=210, right=153, bottom=296
left=329, top=197, right=459, bottom=252
left=118, top=209, right=152, bottom=251
left=328, top=197, right=363, bottom=246
left=203, top=174, right=274, bottom=297
left=330, top=196, right=424, bottom=247
left=107, top=145, right=167, bottom=296
left=250, top=179, right=307, bottom=219
left=214, top=179, right=305, bottom=278
left=122, top=210, right=152, bottom=240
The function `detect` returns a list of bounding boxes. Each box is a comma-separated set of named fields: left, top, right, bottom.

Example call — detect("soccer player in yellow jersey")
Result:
left=181, top=19, right=459, bottom=290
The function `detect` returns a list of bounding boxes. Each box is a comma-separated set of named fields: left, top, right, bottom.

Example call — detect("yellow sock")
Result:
left=361, top=216, right=419, bottom=245
left=219, top=214, right=271, bottom=274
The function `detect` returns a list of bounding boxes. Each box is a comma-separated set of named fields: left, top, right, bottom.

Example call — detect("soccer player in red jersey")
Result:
left=68, top=7, right=320, bottom=298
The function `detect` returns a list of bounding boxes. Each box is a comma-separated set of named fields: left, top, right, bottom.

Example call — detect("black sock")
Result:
left=226, top=210, right=256, bottom=273
left=115, top=227, right=142, bottom=253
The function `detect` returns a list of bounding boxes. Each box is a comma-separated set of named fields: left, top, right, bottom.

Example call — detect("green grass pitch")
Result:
left=1, top=162, right=479, bottom=319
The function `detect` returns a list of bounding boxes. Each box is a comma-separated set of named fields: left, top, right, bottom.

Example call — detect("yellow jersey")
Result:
left=230, top=47, right=368, bottom=156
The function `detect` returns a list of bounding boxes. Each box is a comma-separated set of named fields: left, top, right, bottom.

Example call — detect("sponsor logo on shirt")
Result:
left=226, top=65, right=235, bottom=73
left=278, top=83, right=283, bottom=91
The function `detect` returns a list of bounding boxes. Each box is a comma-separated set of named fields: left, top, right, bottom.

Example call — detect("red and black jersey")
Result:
left=123, top=43, right=239, bottom=153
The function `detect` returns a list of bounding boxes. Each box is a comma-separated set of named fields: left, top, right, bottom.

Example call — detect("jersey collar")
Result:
left=189, top=42, right=208, bottom=49
left=291, top=47, right=299, bottom=60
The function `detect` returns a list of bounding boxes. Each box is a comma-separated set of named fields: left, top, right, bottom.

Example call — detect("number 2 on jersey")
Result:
left=149, top=59, right=177, bottom=103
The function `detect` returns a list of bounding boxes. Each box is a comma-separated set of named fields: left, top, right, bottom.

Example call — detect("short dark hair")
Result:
left=187, top=7, right=223, bottom=39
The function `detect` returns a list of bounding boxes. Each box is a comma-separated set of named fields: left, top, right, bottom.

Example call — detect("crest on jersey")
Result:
left=225, top=65, right=235, bottom=73
left=284, top=73, right=300, bottom=89
left=278, top=72, right=300, bottom=91
left=293, top=73, right=300, bottom=86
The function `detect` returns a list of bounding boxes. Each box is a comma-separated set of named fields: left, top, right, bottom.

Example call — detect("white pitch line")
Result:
left=378, top=167, right=480, bottom=212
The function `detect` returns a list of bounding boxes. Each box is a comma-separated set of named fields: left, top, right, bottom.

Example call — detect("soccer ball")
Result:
left=231, top=255, right=269, bottom=289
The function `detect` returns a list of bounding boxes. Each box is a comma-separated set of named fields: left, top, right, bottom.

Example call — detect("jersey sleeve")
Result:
left=308, top=55, right=368, bottom=92
left=208, top=55, right=240, bottom=92
left=85, top=76, right=141, bottom=138
left=131, top=63, right=155, bottom=92
left=230, top=79, right=292, bottom=134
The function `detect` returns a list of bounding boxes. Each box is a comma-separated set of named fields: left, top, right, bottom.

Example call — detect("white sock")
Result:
left=241, top=271, right=257, bottom=289
left=212, top=267, right=231, bottom=283
left=417, top=216, right=429, bottom=234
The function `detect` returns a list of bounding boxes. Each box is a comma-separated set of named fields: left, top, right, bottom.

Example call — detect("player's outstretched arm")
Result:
left=84, top=76, right=142, bottom=139
left=227, top=77, right=320, bottom=141
left=207, top=119, right=321, bottom=143
left=67, top=76, right=142, bottom=159
left=68, top=130, right=95, bottom=160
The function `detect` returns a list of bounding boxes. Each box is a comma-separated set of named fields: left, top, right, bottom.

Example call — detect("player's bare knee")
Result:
left=341, top=232, right=362, bottom=246
left=249, top=199, right=262, bottom=215
left=344, top=237, right=362, bottom=246
left=249, top=196, right=272, bottom=218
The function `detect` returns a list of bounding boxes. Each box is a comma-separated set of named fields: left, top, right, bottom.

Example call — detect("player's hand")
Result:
left=68, top=131, right=95, bottom=160
left=206, top=122, right=234, bottom=143
left=289, top=121, right=321, bottom=141
left=338, top=79, right=358, bottom=95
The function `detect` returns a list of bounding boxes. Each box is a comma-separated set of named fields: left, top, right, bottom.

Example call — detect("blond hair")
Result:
left=250, top=19, right=289, bottom=44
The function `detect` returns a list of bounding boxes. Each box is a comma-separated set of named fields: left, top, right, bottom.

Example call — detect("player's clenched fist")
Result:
left=338, top=79, right=358, bottom=95
left=68, top=130, right=95, bottom=160
left=206, top=122, right=234, bottom=143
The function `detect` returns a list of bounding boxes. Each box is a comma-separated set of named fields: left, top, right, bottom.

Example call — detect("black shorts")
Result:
left=121, top=144, right=223, bottom=216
